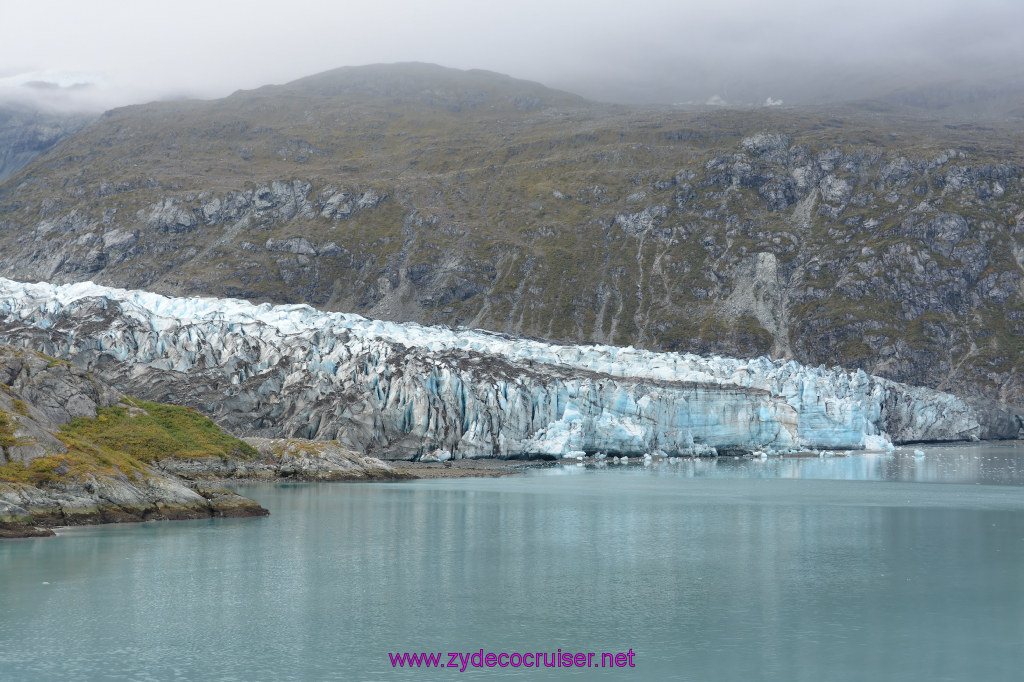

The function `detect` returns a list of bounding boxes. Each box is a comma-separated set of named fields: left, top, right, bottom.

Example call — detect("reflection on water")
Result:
left=558, top=441, right=1024, bottom=486
left=0, top=441, right=1022, bottom=681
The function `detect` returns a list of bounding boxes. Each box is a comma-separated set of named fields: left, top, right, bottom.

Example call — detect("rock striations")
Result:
left=0, top=279, right=1018, bottom=467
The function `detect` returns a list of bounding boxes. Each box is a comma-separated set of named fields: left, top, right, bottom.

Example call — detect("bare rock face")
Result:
left=145, top=198, right=197, bottom=233
left=0, top=345, right=119, bottom=466
left=0, top=497, right=53, bottom=537
left=741, top=133, right=791, bottom=162
left=265, top=237, right=317, bottom=255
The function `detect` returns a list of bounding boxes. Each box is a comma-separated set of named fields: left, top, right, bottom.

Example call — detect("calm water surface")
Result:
left=2, top=443, right=1023, bottom=681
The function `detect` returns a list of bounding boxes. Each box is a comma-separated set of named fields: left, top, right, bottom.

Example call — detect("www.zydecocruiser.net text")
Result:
left=389, top=649, right=636, bottom=671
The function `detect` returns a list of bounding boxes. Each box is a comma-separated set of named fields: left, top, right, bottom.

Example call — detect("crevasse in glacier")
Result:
left=0, top=278, right=1002, bottom=459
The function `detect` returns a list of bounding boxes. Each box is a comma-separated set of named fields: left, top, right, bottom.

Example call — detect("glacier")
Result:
left=0, top=277, right=1018, bottom=460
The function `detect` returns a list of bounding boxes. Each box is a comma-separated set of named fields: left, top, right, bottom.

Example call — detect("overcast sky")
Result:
left=1, top=0, right=1022, bottom=110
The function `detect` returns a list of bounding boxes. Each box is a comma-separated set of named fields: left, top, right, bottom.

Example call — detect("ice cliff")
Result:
left=0, top=278, right=1018, bottom=460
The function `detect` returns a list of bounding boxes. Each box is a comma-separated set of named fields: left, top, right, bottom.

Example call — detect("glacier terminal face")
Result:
left=0, top=278, right=1017, bottom=459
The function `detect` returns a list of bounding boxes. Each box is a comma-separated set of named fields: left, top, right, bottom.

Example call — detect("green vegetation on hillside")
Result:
left=0, top=398, right=256, bottom=486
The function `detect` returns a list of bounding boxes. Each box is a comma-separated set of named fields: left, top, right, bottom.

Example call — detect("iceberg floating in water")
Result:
left=0, top=278, right=1017, bottom=460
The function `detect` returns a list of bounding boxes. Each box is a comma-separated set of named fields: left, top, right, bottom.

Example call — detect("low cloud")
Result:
left=1, top=0, right=1021, bottom=110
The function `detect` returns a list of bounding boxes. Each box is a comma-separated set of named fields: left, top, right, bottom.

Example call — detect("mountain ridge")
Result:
left=0, top=63, right=1021, bottom=406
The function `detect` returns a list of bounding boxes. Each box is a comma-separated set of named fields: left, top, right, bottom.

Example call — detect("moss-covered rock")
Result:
left=0, top=343, right=269, bottom=538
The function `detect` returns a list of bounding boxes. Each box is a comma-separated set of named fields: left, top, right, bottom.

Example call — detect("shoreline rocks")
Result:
left=0, top=437, right=415, bottom=539
left=157, top=437, right=413, bottom=482
left=0, top=473, right=269, bottom=539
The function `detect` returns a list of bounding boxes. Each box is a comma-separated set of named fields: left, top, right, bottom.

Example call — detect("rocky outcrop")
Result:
left=0, top=476, right=267, bottom=538
left=0, top=436, right=408, bottom=538
left=0, top=280, right=1018, bottom=466
left=158, top=438, right=409, bottom=481
left=0, top=345, right=120, bottom=466
left=0, top=343, right=270, bottom=538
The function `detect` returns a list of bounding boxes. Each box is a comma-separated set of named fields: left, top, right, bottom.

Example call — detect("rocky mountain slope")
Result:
left=0, top=102, right=94, bottom=183
left=1, top=279, right=1018, bottom=464
left=0, top=63, right=1020, bottom=405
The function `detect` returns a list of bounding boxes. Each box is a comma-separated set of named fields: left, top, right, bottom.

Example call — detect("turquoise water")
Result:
left=2, top=443, right=1023, bottom=681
